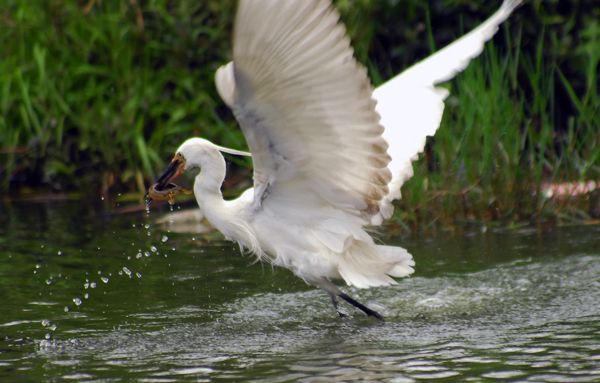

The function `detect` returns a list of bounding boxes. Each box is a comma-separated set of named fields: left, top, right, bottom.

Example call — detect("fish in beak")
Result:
left=145, top=155, right=191, bottom=206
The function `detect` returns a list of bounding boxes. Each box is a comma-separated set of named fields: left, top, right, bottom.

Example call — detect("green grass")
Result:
left=393, top=23, right=600, bottom=231
left=0, top=0, right=243, bottom=194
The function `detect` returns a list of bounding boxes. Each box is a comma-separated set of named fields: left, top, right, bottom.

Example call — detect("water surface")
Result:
left=1, top=201, right=599, bottom=382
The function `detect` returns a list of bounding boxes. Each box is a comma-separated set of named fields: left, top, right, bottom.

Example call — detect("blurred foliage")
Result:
left=0, top=0, right=240, bottom=194
left=396, top=38, right=600, bottom=231
left=0, top=0, right=599, bottom=227
left=363, top=0, right=600, bottom=229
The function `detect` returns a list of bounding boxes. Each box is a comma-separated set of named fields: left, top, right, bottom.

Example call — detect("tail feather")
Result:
left=378, top=245, right=415, bottom=277
left=337, top=243, right=414, bottom=288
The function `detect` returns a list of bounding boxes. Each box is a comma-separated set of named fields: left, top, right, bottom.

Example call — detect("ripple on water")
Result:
left=29, top=251, right=600, bottom=382
left=61, top=373, right=93, bottom=380
left=408, top=370, right=461, bottom=380
left=481, top=370, right=525, bottom=379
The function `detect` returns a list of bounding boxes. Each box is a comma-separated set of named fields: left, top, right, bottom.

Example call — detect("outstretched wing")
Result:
left=217, top=0, right=391, bottom=219
left=372, top=0, right=521, bottom=222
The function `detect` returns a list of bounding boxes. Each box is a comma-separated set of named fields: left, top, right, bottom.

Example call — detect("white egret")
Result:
left=147, top=0, right=520, bottom=320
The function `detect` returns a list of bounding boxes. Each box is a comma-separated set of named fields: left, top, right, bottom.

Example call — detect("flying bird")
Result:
left=147, top=0, right=521, bottom=320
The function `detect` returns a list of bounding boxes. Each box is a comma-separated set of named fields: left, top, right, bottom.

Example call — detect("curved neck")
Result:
left=193, top=150, right=227, bottom=212
left=190, top=145, right=261, bottom=257
left=192, top=150, right=248, bottom=243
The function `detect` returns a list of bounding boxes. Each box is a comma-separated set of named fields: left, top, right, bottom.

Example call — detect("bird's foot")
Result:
left=338, top=293, right=385, bottom=322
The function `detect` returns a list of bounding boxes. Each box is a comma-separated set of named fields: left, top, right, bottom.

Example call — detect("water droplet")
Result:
left=90, top=282, right=97, bottom=288
left=147, top=232, right=151, bottom=236
left=161, top=235, right=169, bottom=243
left=42, top=319, right=51, bottom=327
left=145, top=224, right=150, bottom=229
left=101, top=277, right=109, bottom=283
left=122, top=267, right=132, bottom=277
left=98, top=271, right=102, bottom=274
left=46, top=279, right=52, bottom=285
left=136, top=273, right=142, bottom=278
left=57, top=251, right=62, bottom=255
left=50, top=325, right=57, bottom=331
left=73, top=298, right=82, bottom=306
left=39, top=339, right=52, bottom=348
left=192, top=237, right=196, bottom=241
left=45, top=333, right=51, bottom=340
left=144, top=251, right=150, bottom=257
left=132, top=224, right=136, bottom=228
left=118, top=193, right=122, bottom=196
left=64, top=306, right=69, bottom=312
left=136, top=252, right=142, bottom=259
left=150, top=246, right=158, bottom=253
left=41, top=245, right=44, bottom=248
left=36, top=264, right=41, bottom=269
left=84, top=293, right=89, bottom=299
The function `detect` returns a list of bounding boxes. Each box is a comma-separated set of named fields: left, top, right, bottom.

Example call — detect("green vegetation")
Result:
left=0, top=0, right=241, bottom=194
left=396, top=32, right=600, bottom=231
left=1, top=0, right=598, bottom=229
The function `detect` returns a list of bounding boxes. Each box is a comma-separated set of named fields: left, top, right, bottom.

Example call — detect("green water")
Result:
left=1, top=201, right=600, bottom=382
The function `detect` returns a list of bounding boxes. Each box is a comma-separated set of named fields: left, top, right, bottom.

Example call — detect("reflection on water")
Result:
left=1, top=201, right=599, bottom=382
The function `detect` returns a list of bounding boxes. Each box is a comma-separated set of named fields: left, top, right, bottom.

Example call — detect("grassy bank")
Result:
left=1, top=0, right=242, bottom=195
left=395, top=25, right=600, bottom=230
left=0, top=0, right=599, bottom=229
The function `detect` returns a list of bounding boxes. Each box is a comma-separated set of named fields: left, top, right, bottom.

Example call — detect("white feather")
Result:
left=176, top=0, right=520, bottom=295
left=373, top=0, right=521, bottom=222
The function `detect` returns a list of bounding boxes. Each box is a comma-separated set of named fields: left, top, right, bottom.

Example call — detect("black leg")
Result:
left=338, top=293, right=384, bottom=322
left=327, top=292, right=347, bottom=318
left=310, top=278, right=385, bottom=321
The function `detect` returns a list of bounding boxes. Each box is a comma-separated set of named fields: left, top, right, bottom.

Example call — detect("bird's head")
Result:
left=145, top=138, right=216, bottom=205
left=145, top=138, right=250, bottom=206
